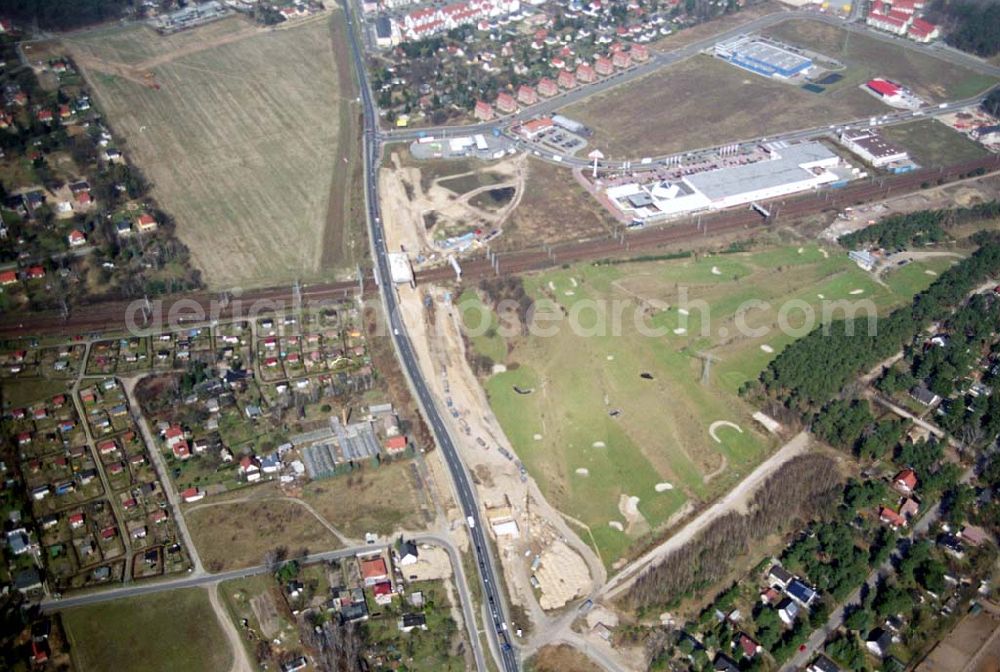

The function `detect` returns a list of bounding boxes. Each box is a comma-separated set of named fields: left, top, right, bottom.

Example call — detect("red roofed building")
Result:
left=181, top=487, right=204, bottom=502
left=26, top=266, right=45, bottom=280
left=899, top=497, right=919, bottom=520
left=239, top=455, right=261, bottom=481
left=98, top=440, right=118, bottom=455
left=867, top=78, right=901, bottom=99
left=68, top=229, right=86, bottom=247
left=172, top=440, right=191, bottom=461
left=887, top=9, right=912, bottom=22
left=612, top=51, right=632, bottom=69
left=517, top=85, right=538, bottom=105
left=520, top=118, right=554, bottom=139
left=372, top=580, right=394, bottom=604
left=360, top=556, right=389, bottom=585
left=137, top=213, right=157, bottom=232
left=737, top=633, right=761, bottom=658
left=893, top=469, right=917, bottom=494
left=867, top=11, right=908, bottom=35
left=37, top=109, right=53, bottom=123
left=908, top=17, right=938, bottom=42
left=100, top=526, right=116, bottom=540
left=594, top=56, right=614, bottom=76
left=879, top=505, right=906, bottom=528
left=0, top=270, right=17, bottom=286
left=557, top=69, right=577, bottom=89
left=537, top=77, right=558, bottom=97
left=496, top=92, right=517, bottom=114
left=69, top=512, right=85, bottom=528
left=576, top=63, right=596, bottom=83
left=631, top=44, right=650, bottom=62
left=474, top=100, right=494, bottom=122
left=385, top=435, right=408, bottom=455
left=164, top=425, right=185, bottom=447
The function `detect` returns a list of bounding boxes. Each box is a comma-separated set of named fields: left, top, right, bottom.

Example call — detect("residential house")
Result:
left=612, top=50, right=631, bottom=69
left=594, top=55, right=614, bottom=76
left=517, top=85, right=538, bottom=105
left=397, top=539, right=419, bottom=566
left=537, top=77, right=558, bottom=97
left=474, top=100, right=495, bottom=121
left=767, top=564, right=793, bottom=589
left=713, top=654, right=740, bottom=672
left=360, top=556, right=389, bottom=586
left=372, top=580, right=394, bottom=605
left=777, top=598, right=799, bottom=625
left=787, top=578, right=818, bottom=607
left=556, top=70, right=576, bottom=89
left=960, top=525, right=990, bottom=546
left=899, top=497, right=919, bottom=521
left=239, top=455, right=261, bottom=482
left=398, top=613, right=427, bottom=632
left=866, top=628, right=893, bottom=657
left=631, top=43, right=650, bottom=61
left=136, top=214, right=157, bottom=233
left=385, top=435, right=408, bottom=455
left=808, top=655, right=841, bottom=672
left=893, top=468, right=917, bottom=494
left=181, top=487, right=205, bottom=503
left=14, top=568, right=42, bottom=595
left=576, top=62, right=596, bottom=83
left=68, top=229, right=87, bottom=247
left=496, top=92, right=517, bottom=114
left=735, top=633, right=761, bottom=658
left=910, top=386, right=940, bottom=406
left=879, top=505, right=907, bottom=528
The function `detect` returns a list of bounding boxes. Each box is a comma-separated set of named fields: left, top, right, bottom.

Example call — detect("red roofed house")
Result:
left=908, top=17, right=938, bottom=42
left=172, top=440, right=191, bottom=461
left=98, top=440, right=118, bottom=455
left=520, top=118, right=554, bottom=139
left=867, top=11, right=908, bottom=35
left=69, top=512, right=85, bottom=529
left=517, top=85, right=538, bottom=106
left=385, top=435, right=408, bottom=455
left=239, top=455, right=261, bottom=482
left=557, top=69, right=577, bottom=89
left=760, top=587, right=781, bottom=605
left=879, top=505, right=906, bottom=528
left=0, top=270, right=17, bottom=286
left=164, top=425, right=185, bottom=447
left=736, top=633, right=762, bottom=658
left=474, top=100, right=494, bottom=122
left=58, top=104, right=72, bottom=119
left=75, top=190, right=92, bottom=205
left=612, top=50, right=632, bottom=69
left=631, top=43, right=650, bottom=62
left=960, top=525, right=990, bottom=546
left=360, top=556, right=389, bottom=586
left=594, top=55, right=614, bottom=76
left=150, top=509, right=168, bottom=524
left=37, top=109, right=53, bottom=123
left=100, top=526, right=116, bottom=540
left=537, top=77, right=558, bottom=97
left=893, top=469, right=917, bottom=494
left=26, top=266, right=45, bottom=280
left=576, top=62, right=596, bottom=83
left=68, top=229, right=87, bottom=247
left=181, top=487, right=205, bottom=503
left=372, top=580, right=395, bottom=605
left=496, top=91, right=517, bottom=114
left=136, top=214, right=157, bottom=233
left=867, top=79, right=901, bottom=100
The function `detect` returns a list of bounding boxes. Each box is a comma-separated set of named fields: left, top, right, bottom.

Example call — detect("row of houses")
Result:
left=473, top=43, right=648, bottom=120
left=396, top=0, right=521, bottom=41
left=866, top=0, right=939, bottom=42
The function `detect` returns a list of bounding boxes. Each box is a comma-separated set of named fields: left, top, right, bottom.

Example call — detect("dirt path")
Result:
left=185, top=494, right=355, bottom=546
left=206, top=583, right=254, bottom=672
left=602, top=431, right=812, bottom=600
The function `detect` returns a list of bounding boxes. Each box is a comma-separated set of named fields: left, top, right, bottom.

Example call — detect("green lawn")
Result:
left=64, top=588, right=231, bottom=672
left=472, top=244, right=940, bottom=565
left=881, top=256, right=960, bottom=298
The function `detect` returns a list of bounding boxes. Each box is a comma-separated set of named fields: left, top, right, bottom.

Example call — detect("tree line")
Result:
left=745, top=234, right=1000, bottom=412
left=838, top=202, right=1000, bottom=251
left=1, top=0, right=134, bottom=31
left=928, top=0, right=1000, bottom=57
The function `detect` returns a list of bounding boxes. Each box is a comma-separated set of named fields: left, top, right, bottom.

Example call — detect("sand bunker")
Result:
left=850, top=289, right=864, bottom=295
left=592, top=441, right=606, bottom=448
left=548, top=281, right=555, bottom=291
left=565, top=290, right=575, bottom=296
left=673, top=328, right=687, bottom=335
left=608, top=521, right=624, bottom=531
left=533, top=434, right=543, bottom=441
left=709, top=420, right=744, bottom=444
left=711, top=266, right=722, bottom=275
left=817, top=293, right=825, bottom=299
left=760, top=344, right=774, bottom=353
left=925, top=270, right=937, bottom=276
left=797, top=247, right=804, bottom=254
left=570, top=278, right=578, bottom=287
left=606, top=355, right=614, bottom=361
left=575, top=468, right=589, bottom=476
left=819, top=249, right=829, bottom=258
left=654, top=482, right=674, bottom=492
left=678, top=308, right=689, bottom=316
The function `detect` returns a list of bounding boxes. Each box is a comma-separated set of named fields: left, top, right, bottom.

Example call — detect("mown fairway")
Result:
left=65, top=14, right=361, bottom=289
left=466, top=244, right=954, bottom=563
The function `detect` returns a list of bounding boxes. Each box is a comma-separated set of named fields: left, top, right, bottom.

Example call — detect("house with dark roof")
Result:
left=808, top=654, right=841, bottom=672
left=767, top=564, right=793, bottom=589
left=787, top=578, right=818, bottom=607
left=398, top=612, right=428, bottom=632
left=866, top=628, right=893, bottom=657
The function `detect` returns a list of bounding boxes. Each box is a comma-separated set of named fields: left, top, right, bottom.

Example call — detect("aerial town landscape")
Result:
left=1, top=0, right=1000, bottom=671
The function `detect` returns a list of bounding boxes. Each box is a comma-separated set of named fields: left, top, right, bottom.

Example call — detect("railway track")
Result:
left=3, top=154, right=997, bottom=340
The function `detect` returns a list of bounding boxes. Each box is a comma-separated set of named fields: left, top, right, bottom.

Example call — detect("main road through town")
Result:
left=342, top=1, right=519, bottom=671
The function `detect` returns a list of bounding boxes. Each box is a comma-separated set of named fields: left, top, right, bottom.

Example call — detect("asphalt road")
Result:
left=341, top=1, right=519, bottom=670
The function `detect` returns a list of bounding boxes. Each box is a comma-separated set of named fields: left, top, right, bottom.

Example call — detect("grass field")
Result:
left=63, top=13, right=361, bottom=289
left=566, top=19, right=996, bottom=157
left=301, top=460, right=429, bottom=538
left=468, top=244, right=937, bottom=563
left=881, top=119, right=989, bottom=168
left=763, top=20, right=997, bottom=103
left=186, top=498, right=341, bottom=571
left=64, top=588, right=231, bottom=672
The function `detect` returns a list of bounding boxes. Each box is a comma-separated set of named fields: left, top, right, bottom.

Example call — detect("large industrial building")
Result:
left=839, top=130, right=910, bottom=168
left=714, top=37, right=813, bottom=79
left=607, top=142, right=844, bottom=221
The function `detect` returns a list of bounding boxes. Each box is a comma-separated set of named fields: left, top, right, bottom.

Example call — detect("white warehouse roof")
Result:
left=685, top=142, right=838, bottom=202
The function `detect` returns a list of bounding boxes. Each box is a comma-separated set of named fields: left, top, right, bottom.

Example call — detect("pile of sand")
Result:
left=534, top=540, right=591, bottom=610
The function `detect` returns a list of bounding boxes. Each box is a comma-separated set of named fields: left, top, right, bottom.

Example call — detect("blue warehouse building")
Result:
left=716, top=38, right=813, bottom=79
